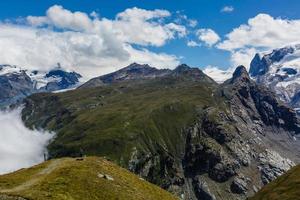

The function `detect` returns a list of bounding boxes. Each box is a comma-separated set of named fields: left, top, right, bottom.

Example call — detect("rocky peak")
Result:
left=230, top=65, right=250, bottom=84
left=124, top=62, right=152, bottom=70
left=223, top=65, right=300, bottom=133
left=174, top=64, right=191, bottom=72
left=249, top=46, right=295, bottom=77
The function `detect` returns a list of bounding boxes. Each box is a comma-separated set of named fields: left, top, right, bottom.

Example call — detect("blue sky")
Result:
left=0, top=0, right=300, bottom=80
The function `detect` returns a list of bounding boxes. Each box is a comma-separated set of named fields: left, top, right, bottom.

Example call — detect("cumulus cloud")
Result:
left=221, top=6, right=234, bottom=13
left=218, top=14, right=300, bottom=51
left=0, top=108, right=53, bottom=174
left=196, top=28, right=220, bottom=47
left=0, top=5, right=187, bottom=79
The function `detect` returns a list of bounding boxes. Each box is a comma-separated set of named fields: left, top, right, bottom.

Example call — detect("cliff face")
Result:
left=21, top=64, right=300, bottom=199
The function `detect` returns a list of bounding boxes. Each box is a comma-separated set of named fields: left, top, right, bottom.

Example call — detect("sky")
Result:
left=1, top=0, right=300, bottom=80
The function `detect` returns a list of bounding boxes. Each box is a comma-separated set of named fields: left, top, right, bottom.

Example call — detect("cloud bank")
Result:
left=0, top=108, right=53, bottom=174
left=0, top=5, right=188, bottom=79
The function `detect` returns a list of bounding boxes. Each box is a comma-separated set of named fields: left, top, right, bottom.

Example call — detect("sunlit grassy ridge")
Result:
left=0, top=157, right=177, bottom=200
left=250, top=165, right=300, bottom=200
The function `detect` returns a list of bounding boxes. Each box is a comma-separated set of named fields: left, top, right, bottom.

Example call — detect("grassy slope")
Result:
left=0, top=157, right=177, bottom=200
left=250, top=165, right=300, bottom=200
left=22, top=77, right=225, bottom=166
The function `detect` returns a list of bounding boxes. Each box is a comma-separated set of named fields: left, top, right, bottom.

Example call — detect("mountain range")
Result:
left=3, top=63, right=295, bottom=200
left=0, top=64, right=81, bottom=108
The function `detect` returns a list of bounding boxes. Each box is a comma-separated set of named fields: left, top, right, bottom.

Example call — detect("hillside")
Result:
left=0, top=157, right=176, bottom=200
left=21, top=64, right=300, bottom=199
left=250, top=165, right=300, bottom=200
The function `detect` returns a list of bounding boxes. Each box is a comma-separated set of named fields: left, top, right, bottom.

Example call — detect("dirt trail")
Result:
left=0, top=159, right=62, bottom=193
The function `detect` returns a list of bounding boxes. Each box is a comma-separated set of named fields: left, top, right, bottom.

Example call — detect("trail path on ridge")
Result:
left=0, top=159, right=62, bottom=193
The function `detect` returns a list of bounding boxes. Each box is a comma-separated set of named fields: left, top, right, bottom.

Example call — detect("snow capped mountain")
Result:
left=0, top=64, right=82, bottom=107
left=249, top=45, right=300, bottom=114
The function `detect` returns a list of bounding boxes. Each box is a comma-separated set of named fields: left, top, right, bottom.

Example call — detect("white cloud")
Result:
left=218, top=14, right=300, bottom=51
left=196, top=28, right=220, bottom=47
left=0, top=108, right=53, bottom=174
left=203, top=66, right=233, bottom=83
left=221, top=6, right=234, bottom=13
left=187, top=40, right=200, bottom=47
left=0, top=5, right=187, bottom=79
left=28, top=6, right=186, bottom=47
left=230, top=48, right=257, bottom=69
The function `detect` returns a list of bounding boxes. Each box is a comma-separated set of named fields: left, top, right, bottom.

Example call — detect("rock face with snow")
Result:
left=0, top=64, right=81, bottom=108
left=249, top=45, right=300, bottom=114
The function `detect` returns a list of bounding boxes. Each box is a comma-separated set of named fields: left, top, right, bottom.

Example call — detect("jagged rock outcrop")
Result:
left=230, top=176, right=249, bottom=194
left=258, top=149, right=295, bottom=184
left=192, top=177, right=216, bottom=200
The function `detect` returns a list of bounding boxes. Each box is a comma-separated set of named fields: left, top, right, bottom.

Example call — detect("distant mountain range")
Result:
left=249, top=45, right=300, bottom=114
left=0, top=64, right=81, bottom=107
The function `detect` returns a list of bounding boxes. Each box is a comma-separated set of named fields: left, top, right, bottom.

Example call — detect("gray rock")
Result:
left=258, top=149, right=295, bottom=184
left=230, top=176, right=248, bottom=194
left=192, top=176, right=216, bottom=200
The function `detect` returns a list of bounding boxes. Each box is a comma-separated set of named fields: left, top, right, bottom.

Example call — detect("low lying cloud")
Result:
left=203, top=66, right=233, bottom=83
left=0, top=108, right=53, bottom=174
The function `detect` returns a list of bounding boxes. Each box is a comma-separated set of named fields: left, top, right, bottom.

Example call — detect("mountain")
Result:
left=250, top=165, right=300, bottom=200
left=80, top=63, right=215, bottom=88
left=249, top=45, right=300, bottom=114
left=0, top=64, right=81, bottom=108
left=21, top=64, right=300, bottom=199
left=0, top=157, right=176, bottom=200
